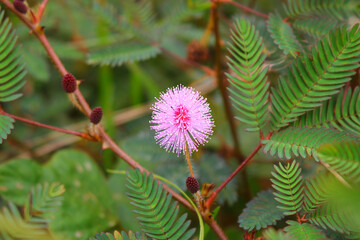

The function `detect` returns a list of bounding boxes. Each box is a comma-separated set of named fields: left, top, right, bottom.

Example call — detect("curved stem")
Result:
left=0, top=1, right=228, bottom=239
left=217, top=0, right=269, bottom=19
left=185, top=145, right=195, bottom=177
left=1, top=112, right=95, bottom=141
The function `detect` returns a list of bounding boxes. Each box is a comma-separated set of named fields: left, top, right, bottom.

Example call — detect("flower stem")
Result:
left=1, top=112, right=95, bottom=141
left=185, top=145, right=195, bottom=177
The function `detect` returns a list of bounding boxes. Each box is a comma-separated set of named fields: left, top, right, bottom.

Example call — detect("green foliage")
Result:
left=294, top=88, right=360, bottom=135
left=0, top=182, right=65, bottom=240
left=267, top=13, right=303, bottom=58
left=317, top=141, right=360, bottom=183
left=90, top=231, right=147, bottom=240
left=283, top=0, right=352, bottom=20
left=226, top=18, right=270, bottom=132
left=0, top=150, right=116, bottom=240
left=284, top=220, right=328, bottom=240
left=271, top=161, right=303, bottom=215
left=270, top=25, right=360, bottom=130
left=0, top=9, right=26, bottom=103
left=263, top=228, right=290, bottom=240
left=262, top=127, right=356, bottom=160
left=125, top=168, right=196, bottom=240
left=238, top=189, right=285, bottom=231
left=303, top=174, right=328, bottom=212
left=292, top=17, right=342, bottom=39
left=87, top=44, right=160, bottom=67
left=0, top=115, right=14, bottom=144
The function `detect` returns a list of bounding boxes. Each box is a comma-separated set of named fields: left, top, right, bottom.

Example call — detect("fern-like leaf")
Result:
left=87, top=43, right=160, bottom=67
left=283, top=0, right=351, bottom=20
left=270, top=25, right=360, bottom=130
left=238, top=189, right=285, bottom=231
left=0, top=114, right=14, bottom=144
left=294, top=88, right=360, bottom=135
left=303, top=174, right=329, bottom=212
left=263, top=228, right=291, bottom=240
left=284, top=220, right=328, bottom=240
left=270, top=161, right=303, bottom=215
left=90, top=231, right=147, bottom=240
left=0, top=182, right=65, bottom=239
left=267, top=13, right=303, bottom=58
left=317, top=141, right=360, bottom=183
left=125, top=169, right=195, bottom=240
left=262, top=127, right=356, bottom=160
left=307, top=204, right=350, bottom=234
left=0, top=9, right=26, bottom=103
left=292, top=17, right=343, bottom=39
left=226, top=19, right=270, bottom=132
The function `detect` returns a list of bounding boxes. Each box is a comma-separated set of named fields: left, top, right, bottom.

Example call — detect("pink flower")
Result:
left=150, top=85, right=214, bottom=155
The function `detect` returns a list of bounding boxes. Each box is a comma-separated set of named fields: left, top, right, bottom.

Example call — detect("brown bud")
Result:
left=186, top=176, right=199, bottom=194
left=62, top=73, right=77, bottom=93
left=90, top=107, right=103, bottom=125
left=13, top=0, right=28, bottom=14
left=187, top=41, right=209, bottom=63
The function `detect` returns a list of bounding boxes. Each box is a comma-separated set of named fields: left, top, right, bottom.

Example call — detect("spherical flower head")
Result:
left=150, top=85, right=214, bottom=155
left=62, top=73, right=77, bottom=93
left=13, top=0, right=28, bottom=14
left=186, top=176, right=200, bottom=194
left=90, top=107, right=103, bottom=125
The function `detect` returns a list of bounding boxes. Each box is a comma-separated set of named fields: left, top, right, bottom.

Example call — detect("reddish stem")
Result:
left=1, top=112, right=95, bottom=141
left=218, top=0, right=269, bottom=19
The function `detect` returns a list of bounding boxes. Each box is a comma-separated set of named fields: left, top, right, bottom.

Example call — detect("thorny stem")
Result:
left=0, top=112, right=95, bottom=141
left=205, top=132, right=273, bottom=209
left=217, top=0, right=269, bottom=19
left=211, top=0, right=243, bottom=161
left=0, top=1, right=228, bottom=239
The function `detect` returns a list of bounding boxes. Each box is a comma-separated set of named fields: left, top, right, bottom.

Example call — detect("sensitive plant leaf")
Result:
left=292, top=17, right=343, bottom=39
left=285, top=220, right=328, bottom=240
left=87, top=43, right=160, bottom=67
left=238, top=189, right=285, bottom=231
left=90, top=231, right=147, bottom=240
left=226, top=18, right=270, bottom=132
left=262, top=127, right=357, bottom=161
left=0, top=150, right=116, bottom=240
left=317, top=141, right=360, bottom=183
left=303, top=174, right=329, bottom=212
left=263, top=228, right=291, bottom=240
left=0, top=9, right=26, bottom=102
left=294, top=88, right=360, bottom=136
left=270, top=25, right=360, bottom=130
left=267, top=13, right=303, bottom=58
left=125, top=169, right=196, bottom=240
left=283, top=0, right=352, bottom=20
left=0, top=182, right=65, bottom=240
left=0, top=114, right=14, bottom=144
left=271, top=161, right=303, bottom=216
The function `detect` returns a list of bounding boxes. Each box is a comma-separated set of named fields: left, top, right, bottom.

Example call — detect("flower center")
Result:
left=174, top=105, right=190, bottom=131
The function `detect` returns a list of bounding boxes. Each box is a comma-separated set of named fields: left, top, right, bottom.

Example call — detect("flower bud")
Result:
left=62, top=73, right=77, bottom=93
left=186, top=176, right=199, bottom=194
left=13, top=0, right=28, bottom=14
left=90, top=107, right=103, bottom=125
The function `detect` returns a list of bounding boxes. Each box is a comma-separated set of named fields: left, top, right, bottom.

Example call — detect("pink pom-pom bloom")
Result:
left=150, top=85, right=214, bottom=155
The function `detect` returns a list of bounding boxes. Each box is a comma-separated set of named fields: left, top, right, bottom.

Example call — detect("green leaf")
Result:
left=271, top=161, right=303, bottom=215
left=0, top=149, right=116, bottom=240
left=317, top=141, right=360, bottom=183
left=0, top=114, right=14, bottom=144
left=263, top=228, right=291, bottom=240
left=285, top=220, right=328, bottom=240
left=294, top=87, right=360, bottom=136
left=0, top=182, right=65, bottom=240
left=292, top=17, right=343, bottom=39
left=87, top=43, right=160, bottom=67
left=0, top=9, right=26, bottom=102
left=125, top=168, right=196, bottom=240
left=267, top=13, right=303, bottom=58
left=270, top=25, right=360, bottom=130
left=238, top=189, right=285, bottom=231
left=90, top=231, right=147, bottom=240
left=262, top=127, right=357, bottom=161
left=226, top=18, right=270, bottom=132
left=283, top=0, right=352, bottom=20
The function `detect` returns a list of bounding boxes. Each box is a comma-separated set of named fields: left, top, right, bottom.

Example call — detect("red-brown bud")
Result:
left=13, top=0, right=28, bottom=14
left=186, top=41, right=209, bottom=63
left=90, top=107, right=103, bottom=125
left=186, top=177, right=199, bottom=194
left=62, top=73, right=77, bottom=93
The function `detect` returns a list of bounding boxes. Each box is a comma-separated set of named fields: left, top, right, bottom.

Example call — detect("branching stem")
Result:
left=217, top=0, right=269, bottom=19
